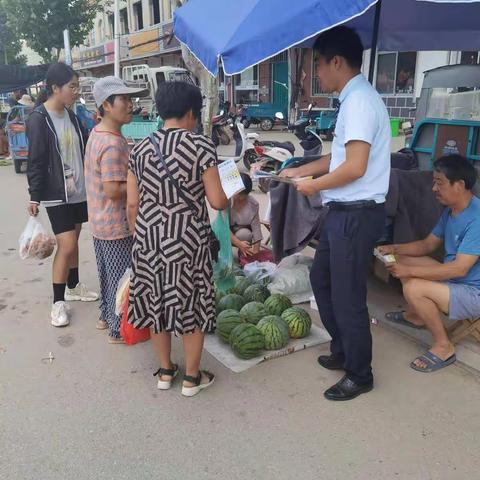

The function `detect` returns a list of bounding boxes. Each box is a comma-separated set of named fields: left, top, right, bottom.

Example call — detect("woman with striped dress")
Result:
left=126, top=81, right=228, bottom=397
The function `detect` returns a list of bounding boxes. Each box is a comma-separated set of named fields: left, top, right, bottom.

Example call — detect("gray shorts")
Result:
left=448, top=283, right=480, bottom=320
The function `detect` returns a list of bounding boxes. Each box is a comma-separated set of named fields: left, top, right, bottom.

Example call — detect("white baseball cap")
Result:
left=93, top=76, right=149, bottom=108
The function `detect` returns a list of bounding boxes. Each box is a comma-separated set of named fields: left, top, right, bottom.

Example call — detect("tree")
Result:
left=3, top=0, right=103, bottom=63
left=176, top=0, right=219, bottom=137
left=0, top=2, right=26, bottom=65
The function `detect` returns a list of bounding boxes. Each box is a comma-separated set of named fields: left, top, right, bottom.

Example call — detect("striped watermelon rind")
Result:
left=217, top=294, right=246, bottom=312
left=229, top=323, right=265, bottom=359
left=256, top=315, right=289, bottom=350
left=229, top=276, right=253, bottom=296
left=281, top=307, right=312, bottom=339
left=244, top=284, right=270, bottom=304
left=264, top=294, right=293, bottom=316
left=240, top=302, right=268, bottom=325
left=217, top=310, right=245, bottom=343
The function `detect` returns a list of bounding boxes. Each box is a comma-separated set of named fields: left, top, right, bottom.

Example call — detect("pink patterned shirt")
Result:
left=84, top=128, right=130, bottom=240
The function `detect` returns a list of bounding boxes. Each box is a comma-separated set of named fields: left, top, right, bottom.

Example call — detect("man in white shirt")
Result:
left=282, top=26, right=391, bottom=401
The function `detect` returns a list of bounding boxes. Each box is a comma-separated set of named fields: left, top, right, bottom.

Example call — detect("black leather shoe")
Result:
left=324, top=375, right=373, bottom=401
left=317, top=354, right=345, bottom=371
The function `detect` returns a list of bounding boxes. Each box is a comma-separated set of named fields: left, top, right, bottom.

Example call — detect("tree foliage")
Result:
left=3, top=0, right=103, bottom=63
left=0, top=1, right=27, bottom=65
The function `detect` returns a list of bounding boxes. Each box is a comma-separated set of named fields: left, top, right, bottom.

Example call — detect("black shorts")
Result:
left=46, top=201, right=88, bottom=235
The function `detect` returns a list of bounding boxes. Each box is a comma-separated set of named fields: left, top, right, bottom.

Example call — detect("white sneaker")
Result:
left=65, top=283, right=99, bottom=302
left=51, top=301, right=70, bottom=327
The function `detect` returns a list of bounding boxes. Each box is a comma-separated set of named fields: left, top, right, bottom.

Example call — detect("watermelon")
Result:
left=230, top=276, right=252, bottom=296
left=282, top=307, right=312, bottom=338
left=240, top=302, right=268, bottom=325
left=217, top=294, right=246, bottom=312
left=244, top=284, right=270, bottom=303
left=256, top=315, right=289, bottom=350
left=229, top=323, right=265, bottom=359
left=264, top=294, right=293, bottom=316
left=217, top=310, right=245, bottom=343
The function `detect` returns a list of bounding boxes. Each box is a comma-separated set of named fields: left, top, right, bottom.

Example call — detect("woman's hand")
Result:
left=28, top=202, right=39, bottom=217
left=377, top=244, right=396, bottom=255
left=279, top=167, right=302, bottom=179
left=237, top=240, right=253, bottom=257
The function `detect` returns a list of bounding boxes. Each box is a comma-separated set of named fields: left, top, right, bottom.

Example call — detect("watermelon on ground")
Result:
left=256, top=315, right=289, bottom=350
left=281, top=307, right=312, bottom=338
left=230, top=276, right=252, bottom=296
left=244, top=284, right=270, bottom=304
left=264, top=294, right=293, bottom=316
left=240, top=302, right=268, bottom=325
left=217, top=310, right=245, bottom=343
left=229, top=323, right=265, bottom=359
left=217, top=294, right=246, bottom=312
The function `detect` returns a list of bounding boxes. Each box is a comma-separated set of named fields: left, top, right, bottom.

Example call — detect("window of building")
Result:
left=235, top=66, right=259, bottom=104
left=108, top=14, right=114, bottom=40
left=151, top=0, right=161, bottom=24
left=376, top=52, right=417, bottom=95
left=133, top=2, right=144, bottom=31
left=460, top=51, right=480, bottom=65
left=120, top=8, right=128, bottom=35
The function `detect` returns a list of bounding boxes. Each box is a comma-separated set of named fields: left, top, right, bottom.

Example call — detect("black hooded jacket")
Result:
left=26, top=104, right=87, bottom=204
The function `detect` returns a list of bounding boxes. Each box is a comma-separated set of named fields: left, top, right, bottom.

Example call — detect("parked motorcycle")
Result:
left=212, top=110, right=232, bottom=146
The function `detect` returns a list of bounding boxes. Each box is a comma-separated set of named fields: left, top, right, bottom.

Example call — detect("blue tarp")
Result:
left=174, top=0, right=480, bottom=76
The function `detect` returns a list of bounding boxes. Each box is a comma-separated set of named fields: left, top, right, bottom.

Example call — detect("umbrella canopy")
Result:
left=174, top=0, right=480, bottom=76
left=174, top=0, right=377, bottom=76
left=0, top=65, right=50, bottom=95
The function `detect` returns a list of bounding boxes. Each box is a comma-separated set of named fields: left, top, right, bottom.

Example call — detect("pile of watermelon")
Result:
left=215, top=274, right=313, bottom=359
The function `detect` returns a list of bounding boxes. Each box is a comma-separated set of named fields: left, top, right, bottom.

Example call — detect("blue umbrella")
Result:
left=174, top=0, right=377, bottom=76
left=174, top=0, right=480, bottom=77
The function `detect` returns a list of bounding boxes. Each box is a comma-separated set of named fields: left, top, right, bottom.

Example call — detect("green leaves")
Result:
left=2, top=0, right=103, bottom=63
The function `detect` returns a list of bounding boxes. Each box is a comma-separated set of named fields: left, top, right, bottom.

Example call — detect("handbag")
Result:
left=149, top=134, right=220, bottom=262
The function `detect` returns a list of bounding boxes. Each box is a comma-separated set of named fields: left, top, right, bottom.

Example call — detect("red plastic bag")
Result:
left=239, top=247, right=274, bottom=267
left=120, top=289, right=151, bottom=345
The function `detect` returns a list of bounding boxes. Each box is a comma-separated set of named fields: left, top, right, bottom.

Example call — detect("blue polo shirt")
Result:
left=322, top=74, right=391, bottom=204
left=432, top=196, right=480, bottom=288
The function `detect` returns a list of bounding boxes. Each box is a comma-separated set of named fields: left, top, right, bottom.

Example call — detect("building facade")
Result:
left=72, top=0, right=183, bottom=77
left=74, top=4, right=479, bottom=121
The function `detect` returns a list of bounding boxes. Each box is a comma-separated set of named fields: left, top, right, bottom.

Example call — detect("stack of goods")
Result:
left=215, top=273, right=313, bottom=359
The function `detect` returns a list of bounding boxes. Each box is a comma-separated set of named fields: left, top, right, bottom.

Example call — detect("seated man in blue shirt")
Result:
left=380, top=155, right=480, bottom=372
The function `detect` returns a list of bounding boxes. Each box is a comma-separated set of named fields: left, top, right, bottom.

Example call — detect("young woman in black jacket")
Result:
left=27, top=63, right=98, bottom=327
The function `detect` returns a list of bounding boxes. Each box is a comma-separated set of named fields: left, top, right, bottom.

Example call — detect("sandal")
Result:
left=385, top=311, right=424, bottom=329
left=181, top=370, right=215, bottom=397
left=153, top=364, right=179, bottom=390
left=410, top=351, right=456, bottom=373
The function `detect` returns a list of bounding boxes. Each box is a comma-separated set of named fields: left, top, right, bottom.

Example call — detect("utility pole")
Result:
left=114, top=0, right=120, bottom=77
left=63, top=29, right=72, bottom=66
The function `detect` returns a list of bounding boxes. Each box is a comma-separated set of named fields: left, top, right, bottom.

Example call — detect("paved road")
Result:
left=1, top=157, right=479, bottom=480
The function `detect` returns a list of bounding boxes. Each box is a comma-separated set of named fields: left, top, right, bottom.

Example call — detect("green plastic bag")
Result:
left=212, top=208, right=235, bottom=293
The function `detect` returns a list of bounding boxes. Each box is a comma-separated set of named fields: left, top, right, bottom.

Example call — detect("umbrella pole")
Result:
left=368, top=1, right=382, bottom=84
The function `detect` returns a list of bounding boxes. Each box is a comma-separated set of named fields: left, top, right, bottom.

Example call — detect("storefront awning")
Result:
left=0, top=65, right=50, bottom=94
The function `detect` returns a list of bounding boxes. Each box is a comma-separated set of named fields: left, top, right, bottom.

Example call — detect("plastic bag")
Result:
left=268, top=255, right=314, bottom=304
left=19, top=216, right=56, bottom=260
left=115, top=268, right=131, bottom=316
left=212, top=209, right=235, bottom=293
left=243, top=261, right=277, bottom=285
left=119, top=287, right=150, bottom=345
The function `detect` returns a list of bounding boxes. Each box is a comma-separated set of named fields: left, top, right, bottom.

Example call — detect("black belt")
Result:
left=327, top=200, right=382, bottom=211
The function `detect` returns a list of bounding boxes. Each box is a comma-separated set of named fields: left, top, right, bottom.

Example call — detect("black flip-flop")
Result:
left=385, top=311, right=424, bottom=330
left=410, top=351, right=456, bottom=373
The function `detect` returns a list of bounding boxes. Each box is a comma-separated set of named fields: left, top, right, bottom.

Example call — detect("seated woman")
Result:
left=230, top=173, right=263, bottom=257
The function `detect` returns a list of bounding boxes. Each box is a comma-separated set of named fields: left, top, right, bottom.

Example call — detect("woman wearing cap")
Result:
left=127, top=81, right=228, bottom=397
left=84, top=76, right=148, bottom=343
left=26, top=62, right=98, bottom=328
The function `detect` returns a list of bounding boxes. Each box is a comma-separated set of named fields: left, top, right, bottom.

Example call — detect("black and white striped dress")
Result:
left=128, top=128, right=217, bottom=336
